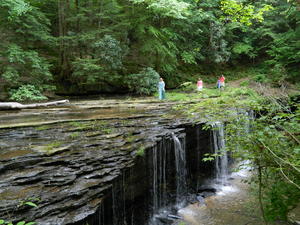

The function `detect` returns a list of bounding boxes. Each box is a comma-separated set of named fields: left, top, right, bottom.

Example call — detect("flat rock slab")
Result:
left=0, top=97, right=198, bottom=225
left=0, top=98, right=192, bottom=129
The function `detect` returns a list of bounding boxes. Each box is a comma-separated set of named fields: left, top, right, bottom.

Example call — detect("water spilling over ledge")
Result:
left=0, top=99, right=218, bottom=225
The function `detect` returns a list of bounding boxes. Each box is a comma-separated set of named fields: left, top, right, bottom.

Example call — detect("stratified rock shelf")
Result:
left=0, top=98, right=208, bottom=225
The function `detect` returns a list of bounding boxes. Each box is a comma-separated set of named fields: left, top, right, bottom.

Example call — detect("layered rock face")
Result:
left=0, top=99, right=213, bottom=225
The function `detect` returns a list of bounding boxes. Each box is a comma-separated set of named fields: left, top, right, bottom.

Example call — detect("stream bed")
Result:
left=178, top=165, right=264, bottom=225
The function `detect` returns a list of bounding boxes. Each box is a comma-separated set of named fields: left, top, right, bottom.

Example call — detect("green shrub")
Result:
left=178, top=81, right=195, bottom=92
left=264, top=180, right=300, bottom=221
left=45, top=141, right=62, bottom=151
left=9, top=85, right=47, bottom=102
left=269, top=64, right=288, bottom=86
left=70, top=132, right=80, bottom=139
left=93, top=35, right=125, bottom=70
left=253, top=74, right=268, bottom=83
left=125, top=67, right=160, bottom=95
left=205, top=76, right=217, bottom=84
left=1, top=45, right=53, bottom=97
left=136, top=146, right=145, bottom=156
left=167, top=92, right=191, bottom=101
left=71, top=58, right=105, bottom=86
left=240, top=80, right=250, bottom=87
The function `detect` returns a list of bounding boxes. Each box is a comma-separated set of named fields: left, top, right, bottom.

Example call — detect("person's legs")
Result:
left=162, top=90, right=166, bottom=100
left=220, top=82, right=225, bottom=90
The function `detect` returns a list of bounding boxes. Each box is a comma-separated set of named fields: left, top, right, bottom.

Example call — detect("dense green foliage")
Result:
left=0, top=0, right=54, bottom=100
left=226, top=98, right=300, bottom=221
left=0, top=0, right=299, bottom=100
left=125, top=67, right=160, bottom=95
left=9, top=84, right=48, bottom=101
left=174, top=86, right=300, bottom=223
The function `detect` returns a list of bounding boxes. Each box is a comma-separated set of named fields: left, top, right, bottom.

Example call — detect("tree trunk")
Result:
left=75, top=0, right=83, bottom=58
left=58, top=0, right=65, bottom=69
left=58, top=0, right=70, bottom=79
left=0, top=100, right=70, bottom=110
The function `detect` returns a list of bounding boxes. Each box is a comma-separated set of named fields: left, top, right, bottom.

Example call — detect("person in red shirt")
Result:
left=197, top=78, right=203, bottom=91
left=219, top=75, right=225, bottom=89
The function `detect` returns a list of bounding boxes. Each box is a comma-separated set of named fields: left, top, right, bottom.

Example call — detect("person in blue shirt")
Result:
left=158, top=77, right=166, bottom=100
left=217, top=79, right=221, bottom=89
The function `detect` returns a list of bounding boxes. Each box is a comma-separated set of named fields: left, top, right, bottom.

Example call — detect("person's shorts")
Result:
left=220, top=82, right=225, bottom=87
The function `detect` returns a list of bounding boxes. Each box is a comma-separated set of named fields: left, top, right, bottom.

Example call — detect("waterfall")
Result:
left=149, top=133, right=187, bottom=225
left=212, top=122, right=228, bottom=185
left=148, top=138, right=169, bottom=225
left=122, top=174, right=126, bottom=225
left=172, top=133, right=187, bottom=204
left=151, top=140, right=168, bottom=213
left=196, top=126, right=201, bottom=190
left=98, top=202, right=104, bottom=225
left=152, top=145, right=159, bottom=212
left=111, top=173, right=126, bottom=225
left=159, top=140, right=167, bottom=208
left=246, top=110, right=254, bottom=133
left=112, top=182, right=117, bottom=225
left=74, top=124, right=214, bottom=225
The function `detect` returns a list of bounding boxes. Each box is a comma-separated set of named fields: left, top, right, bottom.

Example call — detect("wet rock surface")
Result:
left=0, top=98, right=205, bottom=224
left=178, top=170, right=290, bottom=225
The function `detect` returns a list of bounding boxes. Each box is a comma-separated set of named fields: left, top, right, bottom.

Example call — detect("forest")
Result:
left=0, top=1, right=300, bottom=225
left=0, top=0, right=299, bottom=101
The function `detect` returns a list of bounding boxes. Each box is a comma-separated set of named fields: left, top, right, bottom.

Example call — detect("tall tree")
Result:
left=0, top=0, right=54, bottom=100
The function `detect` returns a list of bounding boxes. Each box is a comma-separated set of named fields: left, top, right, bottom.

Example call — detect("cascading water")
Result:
left=158, top=139, right=168, bottom=208
left=212, top=122, right=228, bottom=185
left=111, top=173, right=126, bottom=225
left=151, top=139, right=169, bottom=214
left=149, top=133, right=188, bottom=225
left=172, top=133, right=187, bottom=204
left=196, top=127, right=201, bottom=190
left=210, top=111, right=254, bottom=187
left=246, top=110, right=254, bottom=133
left=152, top=145, right=159, bottom=212
left=236, top=109, right=255, bottom=133
left=76, top=127, right=212, bottom=225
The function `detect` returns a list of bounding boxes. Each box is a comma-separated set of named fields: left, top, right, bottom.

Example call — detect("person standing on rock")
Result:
left=158, top=77, right=166, bottom=100
left=197, top=78, right=203, bottom=91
